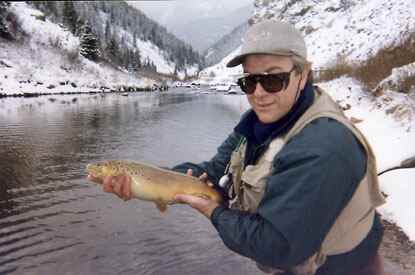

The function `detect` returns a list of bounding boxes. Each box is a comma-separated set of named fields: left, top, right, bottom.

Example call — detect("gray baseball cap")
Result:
left=226, top=20, right=307, bottom=68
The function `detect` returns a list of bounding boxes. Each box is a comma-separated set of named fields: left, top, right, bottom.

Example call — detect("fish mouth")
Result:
left=86, top=164, right=100, bottom=176
left=86, top=164, right=94, bottom=173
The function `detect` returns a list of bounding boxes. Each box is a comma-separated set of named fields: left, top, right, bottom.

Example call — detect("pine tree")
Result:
left=133, top=31, right=137, bottom=48
left=63, top=1, right=78, bottom=34
left=104, top=20, right=111, bottom=42
left=107, top=35, right=119, bottom=63
left=45, top=1, right=57, bottom=18
left=80, top=22, right=100, bottom=61
left=0, top=1, right=11, bottom=39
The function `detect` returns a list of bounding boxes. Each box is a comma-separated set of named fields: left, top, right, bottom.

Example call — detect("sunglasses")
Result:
left=237, top=68, right=295, bottom=95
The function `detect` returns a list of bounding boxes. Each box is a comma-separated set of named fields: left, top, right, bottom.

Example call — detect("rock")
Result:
left=47, top=84, right=56, bottom=89
left=380, top=219, right=415, bottom=274
left=70, top=82, right=77, bottom=88
left=386, top=105, right=399, bottom=115
left=342, top=103, right=352, bottom=111
left=350, top=117, right=364, bottom=124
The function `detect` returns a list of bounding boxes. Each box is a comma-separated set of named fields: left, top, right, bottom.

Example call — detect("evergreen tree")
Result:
left=75, top=17, right=85, bottom=37
left=107, top=35, right=119, bottom=63
left=0, top=1, right=11, bottom=39
left=104, top=20, right=111, bottom=42
left=80, top=22, right=100, bottom=61
left=133, top=31, right=137, bottom=48
left=63, top=1, right=78, bottom=34
left=45, top=1, right=57, bottom=18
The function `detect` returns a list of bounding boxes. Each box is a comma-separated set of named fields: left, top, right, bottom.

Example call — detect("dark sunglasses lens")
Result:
left=238, top=77, right=256, bottom=94
left=260, top=75, right=285, bottom=93
left=238, top=73, right=289, bottom=94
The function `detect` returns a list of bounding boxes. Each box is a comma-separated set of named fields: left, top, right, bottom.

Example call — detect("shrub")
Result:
left=353, top=33, right=415, bottom=90
left=48, top=35, right=62, bottom=49
left=315, top=54, right=355, bottom=83
left=316, top=32, right=415, bottom=93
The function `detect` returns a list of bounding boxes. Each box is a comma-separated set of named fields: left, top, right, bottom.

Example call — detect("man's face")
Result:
left=242, top=55, right=308, bottom=123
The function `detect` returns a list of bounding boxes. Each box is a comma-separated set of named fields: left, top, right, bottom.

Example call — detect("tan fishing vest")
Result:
left=227, top=88, right=386, bottom=275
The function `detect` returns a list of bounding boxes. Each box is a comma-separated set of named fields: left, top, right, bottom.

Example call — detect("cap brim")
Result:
left=226, top=51, right=295, bottom=68
left=226, top=54, right=248, bottom=68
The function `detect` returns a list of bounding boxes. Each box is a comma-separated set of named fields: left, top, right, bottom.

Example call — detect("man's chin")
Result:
left=257, top=114, right=282, bottom=124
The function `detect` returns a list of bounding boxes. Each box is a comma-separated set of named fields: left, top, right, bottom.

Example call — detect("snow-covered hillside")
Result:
left=0, top=2, right=198, bottom=96
left=254, top=0, right=415, bottom=69
left=0, top=3, right=152, bottom=96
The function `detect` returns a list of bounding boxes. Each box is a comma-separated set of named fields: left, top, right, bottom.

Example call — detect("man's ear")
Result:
left=299, top=63, right=311, bottom=90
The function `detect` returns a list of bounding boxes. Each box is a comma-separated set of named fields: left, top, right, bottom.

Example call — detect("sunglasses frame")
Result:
left=236, top=68, right=295, bottom=95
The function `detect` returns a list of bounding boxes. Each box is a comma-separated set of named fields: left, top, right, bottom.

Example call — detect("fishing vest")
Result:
left=227, top=87, right=386, bottom=275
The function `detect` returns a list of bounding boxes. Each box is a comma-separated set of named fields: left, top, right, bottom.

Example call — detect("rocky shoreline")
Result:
left=381, top=219, right=415, bottom=274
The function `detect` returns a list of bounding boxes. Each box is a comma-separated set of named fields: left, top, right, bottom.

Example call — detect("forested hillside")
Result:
left=27, top=1, right=203, bottom=75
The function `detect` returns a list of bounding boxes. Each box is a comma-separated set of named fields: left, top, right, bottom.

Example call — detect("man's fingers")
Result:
left=103, top=176, right=114, bottom=193
left=122, top=175, right=132, bottom=200
left=199, top=172, right=208, bottom=182
left=113, top=176, right=123, bottom=197
left=175, top=194, right=219, bottom=219
left=175, top=194, right=206, bottom=206
left=88, top=174, right=103, bottom=184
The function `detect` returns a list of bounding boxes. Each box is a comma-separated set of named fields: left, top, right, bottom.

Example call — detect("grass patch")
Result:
left=315, top=32, right=415, bottom=93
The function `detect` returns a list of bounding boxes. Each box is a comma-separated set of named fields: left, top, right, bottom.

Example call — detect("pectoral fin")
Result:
left=155, top=201, right=167, bottom=213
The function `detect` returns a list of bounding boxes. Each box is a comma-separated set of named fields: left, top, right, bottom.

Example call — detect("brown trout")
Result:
left=86, top=160, right=223, bottom=212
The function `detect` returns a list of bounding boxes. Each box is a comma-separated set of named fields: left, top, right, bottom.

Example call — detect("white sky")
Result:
left=127, top=0, right=254, bottom=25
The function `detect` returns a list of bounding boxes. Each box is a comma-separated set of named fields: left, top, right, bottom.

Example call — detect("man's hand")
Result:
left=175, top=169, right=220, bottom=219
left=87, top=174, right=133, bottom=201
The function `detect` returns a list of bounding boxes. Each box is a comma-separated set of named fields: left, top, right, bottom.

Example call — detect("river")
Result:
left=0, top=89, right=260, bottom=275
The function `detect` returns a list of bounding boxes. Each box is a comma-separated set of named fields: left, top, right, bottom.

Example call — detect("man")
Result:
left=88, top=20, right=386, bottom=275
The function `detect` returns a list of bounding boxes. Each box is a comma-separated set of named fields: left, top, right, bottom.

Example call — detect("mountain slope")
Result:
left=204, top=22, right=249, bottom=67
left=0, top=2, right=205, bottom=96
left=167, top=4, right=254, bottom=53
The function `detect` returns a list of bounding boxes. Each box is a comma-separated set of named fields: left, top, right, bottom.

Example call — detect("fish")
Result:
left=86, top=160, right=223, bottom=212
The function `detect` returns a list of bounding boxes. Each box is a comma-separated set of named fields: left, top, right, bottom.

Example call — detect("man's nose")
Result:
left=253, top=82, right=268, bottom=96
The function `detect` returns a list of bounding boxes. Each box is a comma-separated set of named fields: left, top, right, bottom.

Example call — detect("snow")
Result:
left=379, top=169, right=415, bottom=242
left=198, top=47, right=243, bottom=84
left=116, top=27, right=177, bottom=75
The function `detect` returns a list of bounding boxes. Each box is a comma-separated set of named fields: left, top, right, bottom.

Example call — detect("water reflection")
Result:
left=0, top=91, right=259, bottom=274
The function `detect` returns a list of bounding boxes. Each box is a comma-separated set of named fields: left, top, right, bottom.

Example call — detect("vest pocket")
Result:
left=239, top=163, right=271, bottom=212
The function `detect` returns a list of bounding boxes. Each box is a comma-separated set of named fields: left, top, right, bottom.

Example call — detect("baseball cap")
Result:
left=226, top=20, right=307, bottom=68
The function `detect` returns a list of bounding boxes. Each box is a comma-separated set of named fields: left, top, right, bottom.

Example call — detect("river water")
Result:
left=0, top=89, right=260, bottom=275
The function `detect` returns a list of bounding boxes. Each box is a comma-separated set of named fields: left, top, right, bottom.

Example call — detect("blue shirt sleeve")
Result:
left=211, top=118, right=367, bottom=268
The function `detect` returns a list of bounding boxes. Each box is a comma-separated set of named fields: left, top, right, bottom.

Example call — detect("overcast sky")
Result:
left=127, top=0, right=254, bottom=26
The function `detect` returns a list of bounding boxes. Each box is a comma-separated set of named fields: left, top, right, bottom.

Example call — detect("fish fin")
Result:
left=155, top=201, right=167, bottom=213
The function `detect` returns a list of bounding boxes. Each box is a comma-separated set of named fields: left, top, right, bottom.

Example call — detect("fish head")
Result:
left=86, top=160, right=127, bottom=178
